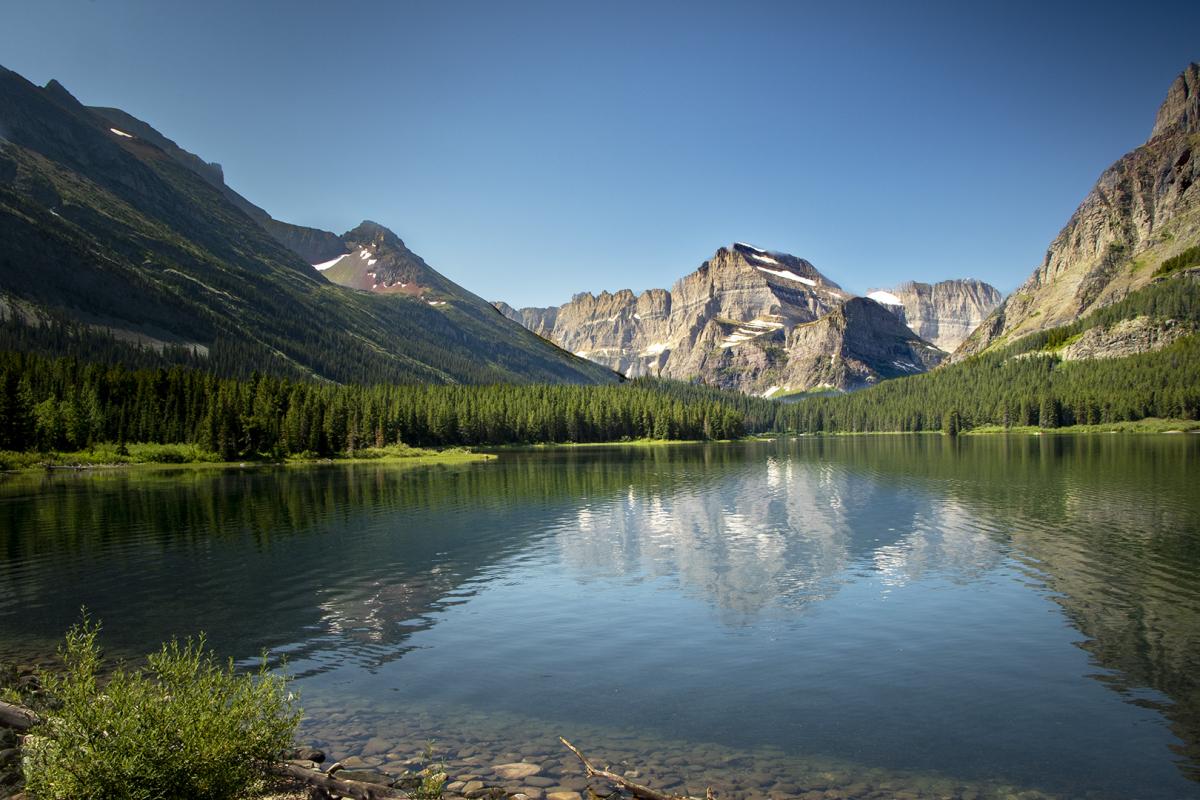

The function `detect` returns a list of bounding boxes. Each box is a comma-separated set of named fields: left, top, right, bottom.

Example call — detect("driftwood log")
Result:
left=269, top=760, right=408, bottom=800
left=560, top=737, right=712, bottom=800
left=0, top=699, right=39, bottom=730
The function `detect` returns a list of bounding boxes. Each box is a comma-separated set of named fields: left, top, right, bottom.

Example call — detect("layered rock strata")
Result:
left=498, top=243, right=947, bottom=395
left=865, top=280, right=1002, bottom=352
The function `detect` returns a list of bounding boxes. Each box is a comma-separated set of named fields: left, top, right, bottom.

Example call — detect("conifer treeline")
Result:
left=3, top=332, right=1198, bottom=455
left=778, top=275, right=1200, bottom=433
left=3, top=276, right=1198, bottom=452
left=783, top=333, right=1200, bottom=433
left=0, top=352, right=746, bottom=457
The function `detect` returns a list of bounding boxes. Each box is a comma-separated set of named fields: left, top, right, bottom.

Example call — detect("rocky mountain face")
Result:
left=497, top=242, right=946, bottom=395
left=865, top=279, right=1001, bottom=352
left=1060, top=314, right=1195, bottom=361
left=0, top=64, right=616, bottom=385
left=958, top=63, right=1200, bottom=358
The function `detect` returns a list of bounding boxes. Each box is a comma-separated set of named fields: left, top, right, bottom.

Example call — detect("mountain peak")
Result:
left=1150, top=62, right=1200, bottom=140
left=959, top=62, right=1200, bottom=358
left=343, top=220, right=405, bottom=249
left=719, top=241, right=844, bottom=293
left=42, top=78, right=85, bottom=110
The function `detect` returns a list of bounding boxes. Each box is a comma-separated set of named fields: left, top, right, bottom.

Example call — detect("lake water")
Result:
left=2, top=436, right=1198, bottom=799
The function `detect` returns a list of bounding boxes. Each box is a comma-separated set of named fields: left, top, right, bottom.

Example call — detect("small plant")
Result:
left=24, top=615, right=300, bottom=800
left=393, top=740, right=448, bottom=800
left=413, top=765, right=449, bottom=800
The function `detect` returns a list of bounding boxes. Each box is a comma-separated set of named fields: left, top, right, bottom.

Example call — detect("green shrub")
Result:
left=0, top=450, right=42, bottom=471
left=24, top=617, right=300, bottom=800
left=126, top=442, right=220, bottom=463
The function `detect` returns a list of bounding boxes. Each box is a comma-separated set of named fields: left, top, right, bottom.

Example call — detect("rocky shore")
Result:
left=0, top=666, right=1060, bottom=800
left=291, top=703, right=1060, bottom=800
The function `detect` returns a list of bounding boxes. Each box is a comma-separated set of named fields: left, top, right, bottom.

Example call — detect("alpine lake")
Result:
left=1, top=435, right=1198, bottom=800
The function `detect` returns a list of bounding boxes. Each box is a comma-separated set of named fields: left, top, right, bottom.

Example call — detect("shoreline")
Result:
left=780, top=418, right=1200, bottom=437
left=5, top=418, right=1197, bottom=475
left=5, top=416, right=1198, bottom=477
left=0, top=448, right=494, bottom=475
left=483, top=438, right=739, bottom=451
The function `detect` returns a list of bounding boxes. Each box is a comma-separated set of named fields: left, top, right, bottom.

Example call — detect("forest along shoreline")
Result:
left=5, top=420, right=1200, bottom=474
left=0, top=444, right=492, bottom=474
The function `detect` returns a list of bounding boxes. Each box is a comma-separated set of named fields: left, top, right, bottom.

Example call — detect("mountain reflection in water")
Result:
left=0, top=436, right=1197, bottom=798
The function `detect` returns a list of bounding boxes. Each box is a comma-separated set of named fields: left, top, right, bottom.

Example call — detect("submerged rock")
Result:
left=493, top=762, right=543, bottom=780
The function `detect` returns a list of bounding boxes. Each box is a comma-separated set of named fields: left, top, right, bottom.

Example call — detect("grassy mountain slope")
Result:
left=0, top=65, right=616, bottom=385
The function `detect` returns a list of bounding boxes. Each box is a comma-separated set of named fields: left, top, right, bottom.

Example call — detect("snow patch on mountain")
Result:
left=868, top=290, right=904, bottom=306
left=747, top=252, right=781, bottom=266
left=733, top=242, right=767, bottom=254
left=313, top=254, right=349, bottom=271
left=755, top=266, right=816, bottom=286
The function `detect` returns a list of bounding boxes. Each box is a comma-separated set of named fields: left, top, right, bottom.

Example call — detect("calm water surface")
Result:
left=1, top=437, right=1198, bottom=799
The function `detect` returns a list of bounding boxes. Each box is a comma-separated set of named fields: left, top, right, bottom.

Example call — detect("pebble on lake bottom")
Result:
left=293, top=702, right=1061, bottom=800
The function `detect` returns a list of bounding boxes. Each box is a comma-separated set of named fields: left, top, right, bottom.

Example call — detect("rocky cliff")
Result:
left=958, top=63, right=1200, bottom=358
left=497, top=243, right=947, bottom=395
left=1059, top=314, right=1195, bottom=361
left=865, top=279, right=1001, bottom=352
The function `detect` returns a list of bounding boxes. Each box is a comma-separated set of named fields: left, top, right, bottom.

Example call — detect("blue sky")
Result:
left=2, top=1, right=1198, bottom=307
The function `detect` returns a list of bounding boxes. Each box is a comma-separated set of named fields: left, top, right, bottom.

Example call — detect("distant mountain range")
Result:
left=497, top=244, right=998, bottom=396
left=496, top=64, right=1200, bottom=395
left=0, top=65, right=616, bottom=385
left=864, top=280, right=1002, bottom=352
left=2, top=59, right=1197, bottom=400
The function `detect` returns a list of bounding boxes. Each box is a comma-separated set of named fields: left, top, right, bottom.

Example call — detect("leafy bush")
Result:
left=24, top=617, right=300, bottom=800
left=125, top=442, right=220, bottom=463
left=0, top=450, right=42, bottom=471
left=346, top=443, right=427, bottom=459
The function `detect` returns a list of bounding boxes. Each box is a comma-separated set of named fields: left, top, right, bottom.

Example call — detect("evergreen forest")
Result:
left=1, top=274, right=1197, bottom=461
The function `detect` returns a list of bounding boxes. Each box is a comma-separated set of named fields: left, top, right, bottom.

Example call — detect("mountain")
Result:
left=958, top=63, right=1200, bottom=358
left=0, top=65, right=615, bottom=385
left=865, top=279, right=1002, bottom=351
left=313, top=221, right=462, bottom=304
left=497, top=242, right=946, bottom=396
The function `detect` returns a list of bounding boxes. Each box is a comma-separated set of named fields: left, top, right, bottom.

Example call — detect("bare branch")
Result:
left=560, top=737, right=708, bottom=800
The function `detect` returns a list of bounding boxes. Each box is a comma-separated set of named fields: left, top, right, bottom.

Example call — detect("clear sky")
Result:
left=2, top=1, right=1198, bottom=307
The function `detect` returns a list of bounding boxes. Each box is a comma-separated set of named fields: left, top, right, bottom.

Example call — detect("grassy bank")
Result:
left=772, top=418, right=1200, bottom=437
left=962, top=417, right=1200, bottom=435
left=487, top=437, right=730, bottom=450
left=0, top=442, right=493, bottom=473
